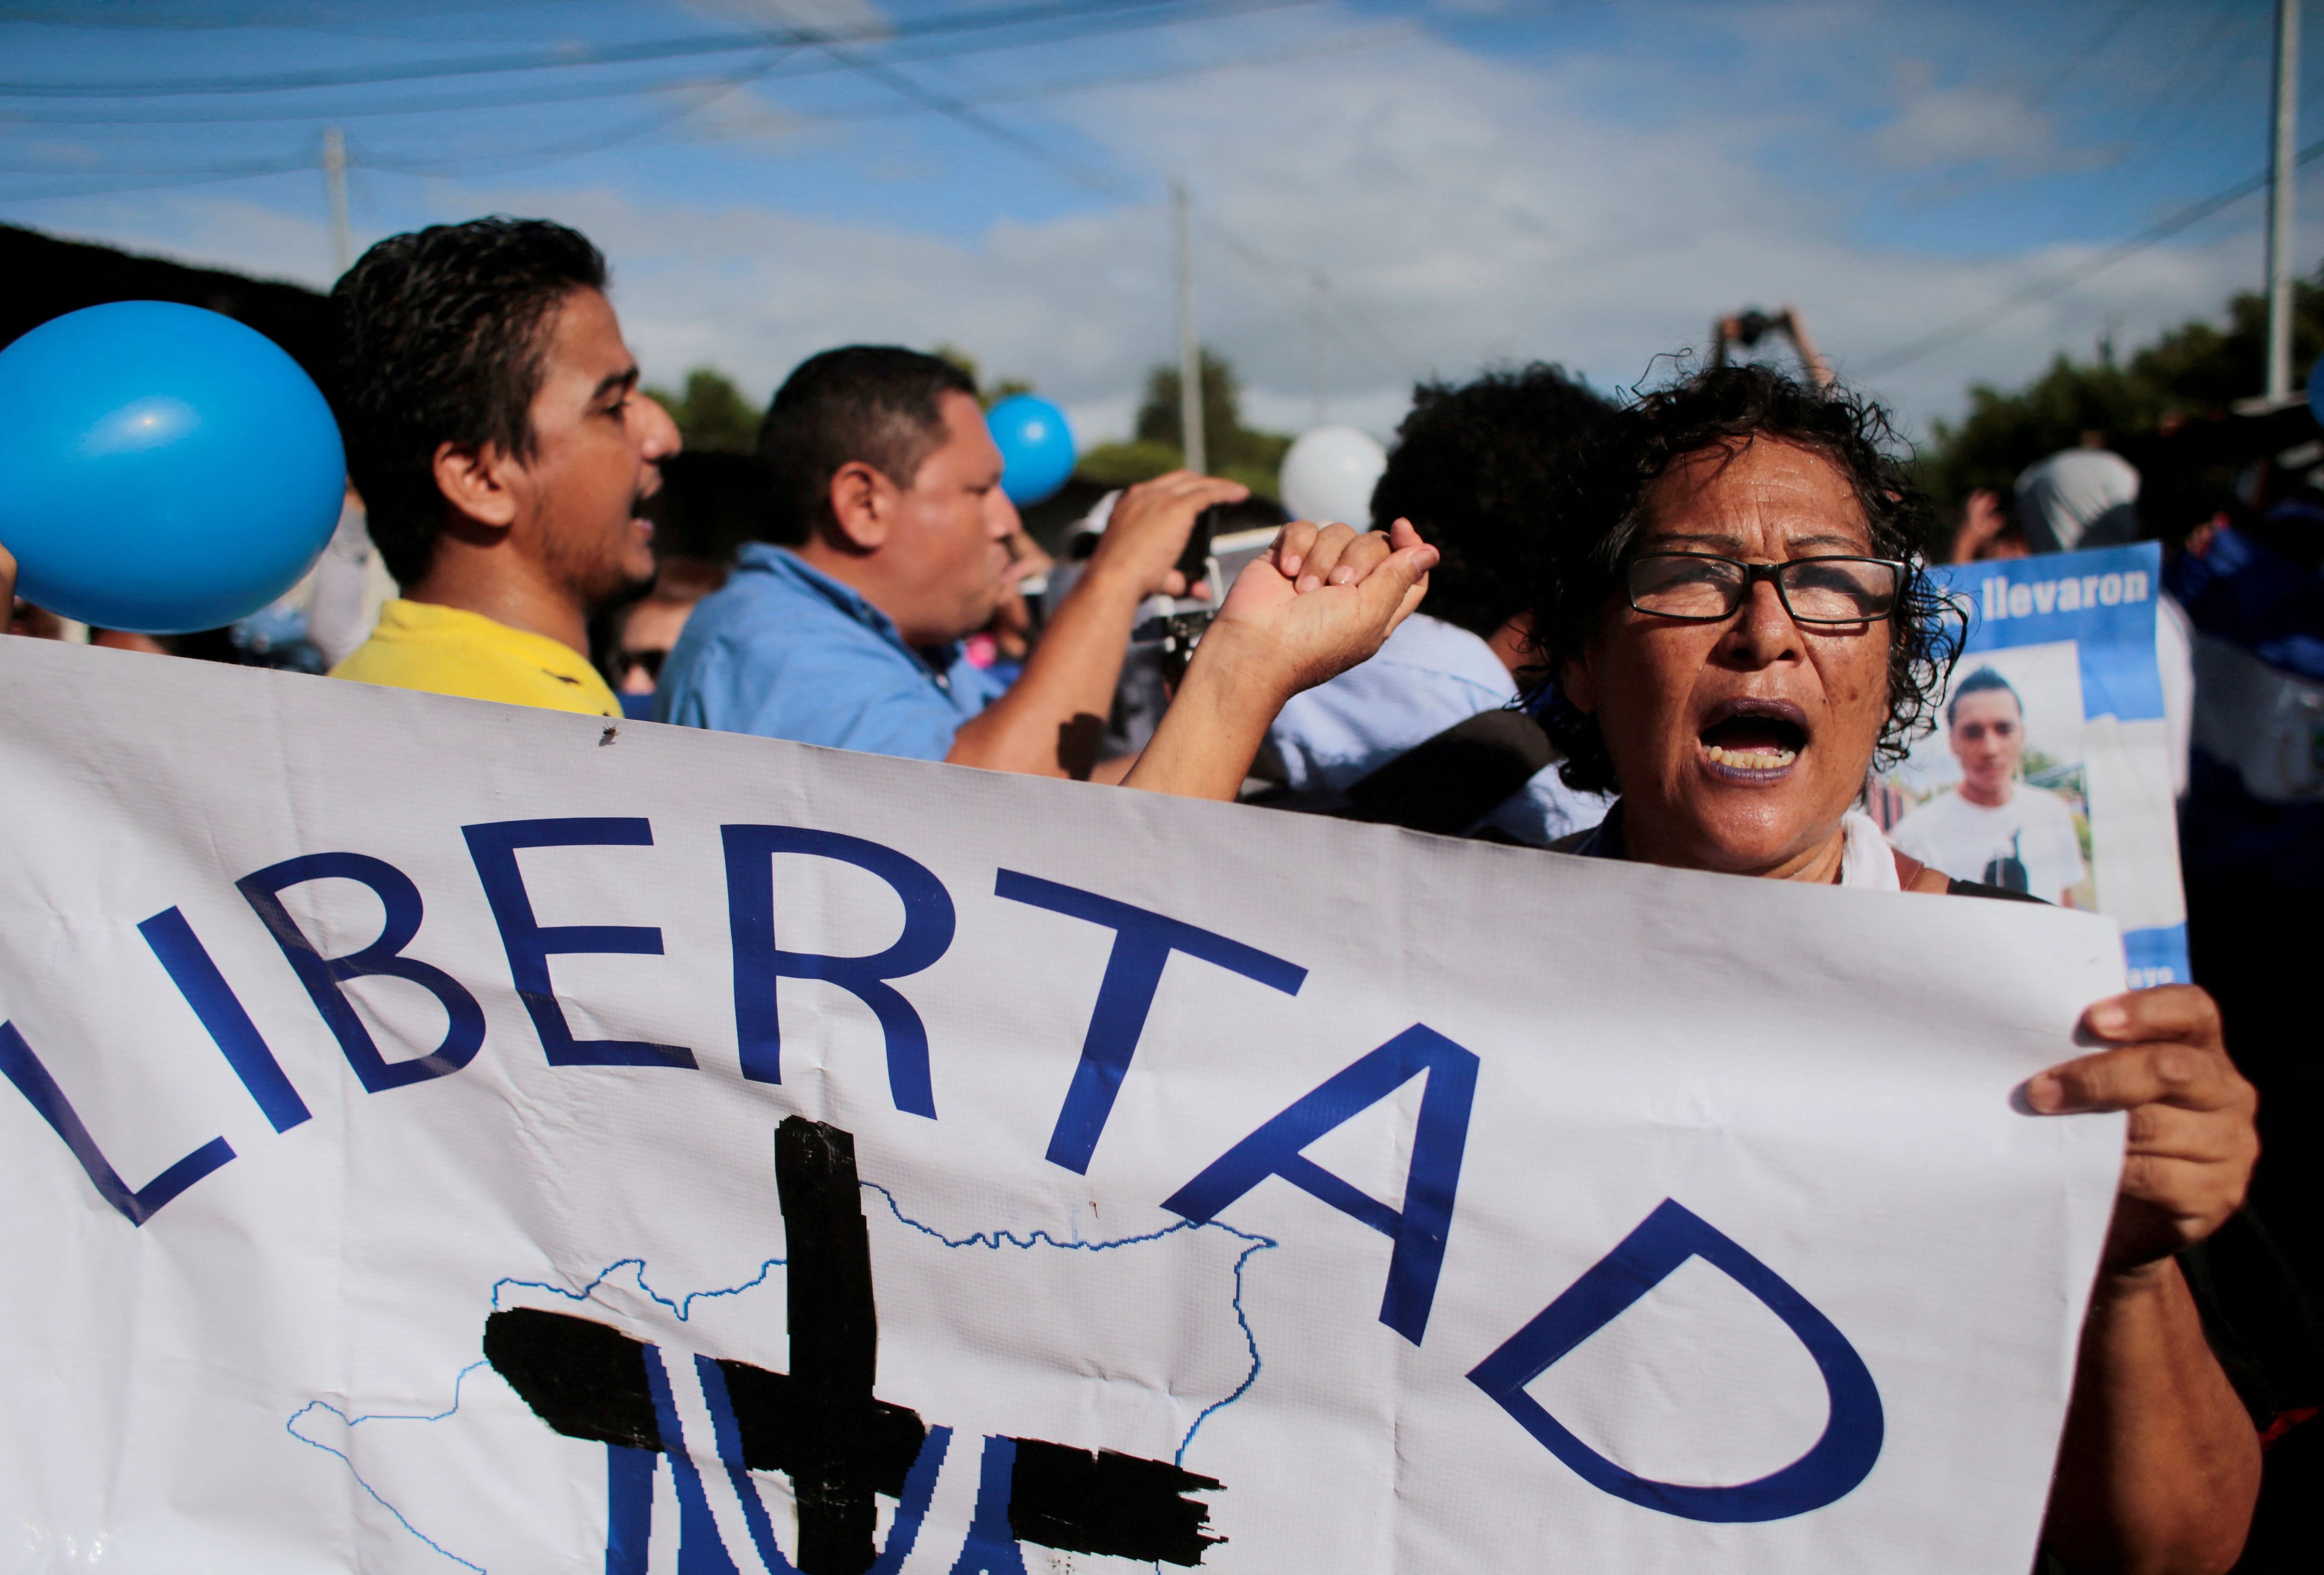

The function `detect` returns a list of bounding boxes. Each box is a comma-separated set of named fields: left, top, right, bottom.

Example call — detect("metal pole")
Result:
left=1172, top=179, right=1205, bottom=474
left=323, top=126, right=353, bottom=278
left=2266, top=0, right=2300, bottom=403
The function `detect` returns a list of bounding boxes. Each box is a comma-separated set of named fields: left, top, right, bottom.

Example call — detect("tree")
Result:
left=644, top=368, right=760, bottom=453
left=1914, top=269, right=2324, bottom=536
left=930, top=343, right=1031, bottom=409
left=1079, top=349, right=1291, bottom=496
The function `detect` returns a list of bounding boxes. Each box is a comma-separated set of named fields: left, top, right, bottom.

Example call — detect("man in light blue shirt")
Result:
left=658, top=346, right=1241, bottom=776
left=659, top=542, right=1008, bottom=759
left=1266, top=364, right=1615, bottom=844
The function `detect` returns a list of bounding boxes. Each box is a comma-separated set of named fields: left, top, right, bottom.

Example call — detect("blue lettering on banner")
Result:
left=462, top=818, right=694, bottom=1070
left=0, top=1019, right=236, bottom=1225
left=604, top=1444, right=656, bottom=1575
left=1164, top=1024, right=1476, bottom=1343
left=139, top=905, right=311, bottom=1132
left=638, top=1343, right=748, bottom=1575
left=598, top=1335, right=952, bottom=1575
left=237, top=852, right=486, bottom=1092
left=950, top=1436, right=1029, bottom=1575
left=690, top=1353, right=795, bottom=1574
left=993, top=869, right=1307, bottom=1174
left=721, top=827, right=955, bottom=1118
left=1466, top=1197, right=1884, bottom=1523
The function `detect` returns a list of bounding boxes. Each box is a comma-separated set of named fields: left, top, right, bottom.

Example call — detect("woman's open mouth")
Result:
left=1697, top=701, right=1809, bottom=778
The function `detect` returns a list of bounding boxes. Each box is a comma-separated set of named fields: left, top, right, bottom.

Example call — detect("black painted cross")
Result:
left=485, top=1116, right=1224, bottom=1573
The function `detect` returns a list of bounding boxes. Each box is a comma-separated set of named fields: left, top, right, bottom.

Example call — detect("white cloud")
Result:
left=1871, top=62, right=2074, bottom=175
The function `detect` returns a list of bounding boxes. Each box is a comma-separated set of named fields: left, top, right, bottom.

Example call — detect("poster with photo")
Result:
left=1871, top=542, right=2188, bottom=986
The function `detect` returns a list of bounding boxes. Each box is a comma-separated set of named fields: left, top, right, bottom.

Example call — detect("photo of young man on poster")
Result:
left=1892, top=666, right=2089, bottom=906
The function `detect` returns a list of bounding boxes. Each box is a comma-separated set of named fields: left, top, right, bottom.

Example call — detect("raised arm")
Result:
left=2029, top=985, right=2262, bottom=1575
left=1127, top=518, right=1437, bottom=800
left=1778, top=305, right=1834, bottom=389
left=946, top=471, right=1244, bottom=778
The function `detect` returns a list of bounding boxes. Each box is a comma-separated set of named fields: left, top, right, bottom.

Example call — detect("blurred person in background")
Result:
left=2016, top=442, right=2141, bottom=553
left=601, top=555, right=726, bottom=720
left=1989, top=439, right=2195, bottom=800
left=89, top=627, right=238, bottom=662
left=657, top=345, right=1240, bottom=780
left=327, top=217, right=678, bottom=717
left=1261, top=364, right=1613, bottom=844
left=8, top=568, right=65, bottom=640
left=1709, top=303, right=1832, bottom=389
left=7, top=604, right=63, bottom=639
left=1944, top=488, right=2028, bottom=562
left=306, top=483, right=394, bottom=670
left=2169, top=439, right=2324, bottom=1324
left=960, top=523, right=1051, bottom=689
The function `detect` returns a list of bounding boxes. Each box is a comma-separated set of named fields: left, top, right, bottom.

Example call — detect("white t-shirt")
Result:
left=1890, top=783, right=2086, bottom=903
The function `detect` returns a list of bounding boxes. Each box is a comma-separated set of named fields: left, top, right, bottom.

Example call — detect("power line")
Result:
left=2026, top=0, right=2152, bottom=110
left=811, top=22, right=1412, bottom=125
left=768, top=0, right=1124, bottom=195
left=0, top=0, right=572, bottom=30
left=0, top=152, right=321, bottom=201
left=0, top=20, right=1415, bottom=196
left=2116, top=7, right=2262, bottom=151
left=342, top=59, right=793, bottom=178
left=1853, top=135, right=2324, bottom=379
left=0, top=51, right=790, bottom=190
left=13, top=2, right=1385, bottom=129
left=1199, top=208, right=1424, bottom=380
left=0, top=0, right=1288, bottom=99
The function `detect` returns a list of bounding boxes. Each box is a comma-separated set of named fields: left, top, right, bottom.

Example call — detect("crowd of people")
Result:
left=4, top=213, right=2318, bottom=1571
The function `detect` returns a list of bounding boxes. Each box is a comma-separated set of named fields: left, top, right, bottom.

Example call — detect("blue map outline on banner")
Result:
left=286, top=1369, right=493, bottom=1573
left=284, top=1187, right=1277, bottom=1572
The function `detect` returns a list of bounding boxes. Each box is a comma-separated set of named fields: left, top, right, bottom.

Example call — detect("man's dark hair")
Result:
left=757, top=346, right=978, bottom=544
left=332, top=217, right=607, bottom=587
left=1528, top=363, right=1963, bottom=794
left=1368, top=363, right=1613, bottom=640
left=1947, top=665, right=2020, bottom=726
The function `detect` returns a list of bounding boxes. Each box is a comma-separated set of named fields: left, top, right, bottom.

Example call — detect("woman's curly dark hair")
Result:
left=1527, top=363, right=1963, bottom=795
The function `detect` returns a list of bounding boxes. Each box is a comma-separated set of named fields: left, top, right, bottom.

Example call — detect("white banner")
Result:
left=0, top=636, right=2126, bottom=1574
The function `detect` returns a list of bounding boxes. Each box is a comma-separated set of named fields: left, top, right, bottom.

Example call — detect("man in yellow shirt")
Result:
left=327, top=218, right=679, bottom=716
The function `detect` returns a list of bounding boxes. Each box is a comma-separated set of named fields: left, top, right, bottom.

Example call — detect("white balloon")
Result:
left=1277, top=424, right=1388, bottom=529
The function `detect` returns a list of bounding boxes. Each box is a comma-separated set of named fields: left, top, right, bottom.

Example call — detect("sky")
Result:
left=2, top=0, right=2316, bottom=448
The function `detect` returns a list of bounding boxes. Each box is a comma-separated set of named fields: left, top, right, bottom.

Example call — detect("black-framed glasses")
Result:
left=1625, top=553, right=1905, bottom=625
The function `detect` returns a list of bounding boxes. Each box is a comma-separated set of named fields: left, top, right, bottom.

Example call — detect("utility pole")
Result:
left=322, top=126, right=353, bottom=278
left=2266, top=0, right=2300, bottom=404
left=1172, top=178, right=1205, bottom=474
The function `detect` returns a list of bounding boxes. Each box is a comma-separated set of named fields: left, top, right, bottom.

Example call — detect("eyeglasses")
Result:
left=1624, top=553, right=1905, bottom=625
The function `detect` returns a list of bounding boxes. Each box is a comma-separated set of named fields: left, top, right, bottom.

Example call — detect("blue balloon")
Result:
left=987, top=393, right=1076, bottom=507
left=0, top=300, right=345, bottom=634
